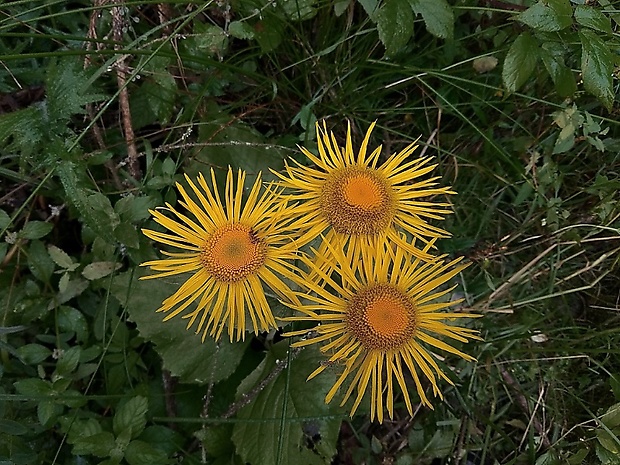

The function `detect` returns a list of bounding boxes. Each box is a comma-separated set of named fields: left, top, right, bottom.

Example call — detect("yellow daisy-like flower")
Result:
left=275, top=121, right=454, bottom=259
left=141, top=168, right=300, bottom=342
left=284, top=239, right=481, bottom=423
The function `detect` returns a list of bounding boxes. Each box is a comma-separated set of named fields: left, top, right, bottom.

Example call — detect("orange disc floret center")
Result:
left=201, top=224, right=266, bottom=282
left=321, top=168, right=394, bottom=236
left=346, top=284, right=416, bottom=350
left=343, top=175, right=383, bottom=210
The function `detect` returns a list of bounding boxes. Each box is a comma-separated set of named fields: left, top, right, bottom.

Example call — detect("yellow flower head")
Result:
left=141, top=168, right=300, bottom=342
left=275, top=121, right=454, bottom=260
left=284, top=239, right=481, bottom=423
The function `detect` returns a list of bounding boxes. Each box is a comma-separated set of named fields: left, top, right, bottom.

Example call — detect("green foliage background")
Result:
left=1, top=0, right=620, bottom=464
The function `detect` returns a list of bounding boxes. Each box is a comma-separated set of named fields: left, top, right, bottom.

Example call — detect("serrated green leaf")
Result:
left=38, top=400, right=63, bottom=427
left=597, top=427, right=620, bottom=454
left=73, top=431, right=116, bottom=457
left=48, top=245, right=76, bottom=270
left=57, top=306, right=88, bottom=343
left=82, top=262, right=121, bottom=280
left=114, top=222, right=141, bottom=249
left=114, top=194, right=157, bottom=223
left=575, top=5, right=613, bottom=34
left=232, top=345, right=341, bottom=465
left=408, top=0, right=454, bottom=39
left=14, top=378, right=52, bottom=397
left=27, top=240, right=55, bottom=282
left=20, top=221, right=53, bottom=240
left=124, top=440, right=168, bottom=465
left=281, top=0, right=317, bottom=21
left=377, top=0, right=414, bottom=56
left=0, top=419, right=28, bottom=435
left=0, top=209, right=11, bottom=231
left=540, top=43, right=577, bottom=97
left=48, top=277, right=89, bottom=310
left=57, top=160, right=119, bottom=243
left=113, top=396, right=148, bottom=438
left=579, top=29, right=614, bottom=110
left=517, top=0, right=572, bottom=32
left=602, top=403, right=620, bottom=429
left=17, top=344, right=51, bottom=365
left=109, top=269, right=250, bottom=384
left=502, top=32, right=539, bottom=93
left=46, top=58, right=105, bottom=126
left=253, top=17, right=282, bottom=53
left=55, top=346, right=81, bottom=377
left=229, top=21, right=255, bottom=39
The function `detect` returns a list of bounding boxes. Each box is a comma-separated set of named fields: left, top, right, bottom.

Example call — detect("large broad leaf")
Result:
left=579, top=30, right=614, bottom=111
left=408, top=0, right=454, bottom=39
left=575, top=5, right=613, bottom=34
left=517, top=0, right=572, bottom=32
left=377, top=0, right=414, bottom=56
left=502, top=32, right=539, bottom=93
left=109, top=269, right=249, bottom=384
left=193, top=117, right=289, bottom=185
left=539, top=42, right=577, bottom=98
left=232, top=344, right=342, bottom=465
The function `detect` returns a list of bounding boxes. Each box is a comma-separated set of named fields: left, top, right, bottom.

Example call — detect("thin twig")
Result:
left=500, top=367, right=551, bottom=450
left=111, top=1, right=141, bottom=181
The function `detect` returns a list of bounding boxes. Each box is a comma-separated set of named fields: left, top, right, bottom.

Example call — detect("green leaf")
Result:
left=113, top=396, right=148, bottom=438
left=0, top=419, right=28, bottom=435
left=17, top=344, right=51, bottom=365
left=27, top=240, right=55, bottom=282
left=72, top=431, right=116, bottom=457
left=602, top=403, right=620, bottom=429
left=57, top=306, right=89, bottom=343
left=57, top=161, right=119, bottom=243
left=0, top=209, right=11, bottom=231
left=48, top=245, right=77, bottom=270
left=38, top=400, right=63, bottom=427
left=517, top=0, right=572, bottom=32
left=114, top=194, right=157, bottom=223
left=232, top=345, right=341, bottom=465
left=48, top=277, right=89, bottom=310
left=13, top=378, right=52, bottom=397
left=502, top=32, right=539, bottom=93
left=281, top=0, right=318, bottom=21
left=55, top=346, right=81, bottom=377
left=110, top=269, right=250, bottom=384
left=575, top=5, right=613, bottom=34
left=408, top=0, right=454, bottom=39
left=539, top=43, right=577, bottom=97
left=229, top=21, right=255, bottom=40
left=20, top=221, right=53, bottom=240
left=579, top=29, right=614, bottom=110
left=82, top=262, right=122, bottom=280
left=376, top=0, right=414, bottom=56
left=124, top=440, right=169, bottom=465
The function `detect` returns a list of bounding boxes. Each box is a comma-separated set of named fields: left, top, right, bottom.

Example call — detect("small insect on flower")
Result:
left=141, top=168, right=301, bottom=342
left=274, top=120, right=455, bottom=261
left=284, top=237, right=481, bottom=423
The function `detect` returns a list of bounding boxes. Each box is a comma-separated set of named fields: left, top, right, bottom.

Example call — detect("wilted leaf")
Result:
left=82, top=261, right=122, bottom=280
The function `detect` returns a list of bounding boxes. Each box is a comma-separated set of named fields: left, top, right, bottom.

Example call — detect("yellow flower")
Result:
left=275, top=121, right=454, bottom=260
left=141, top=168, right=300, bottom=342
left=284, top=239, right=481, bottom=423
